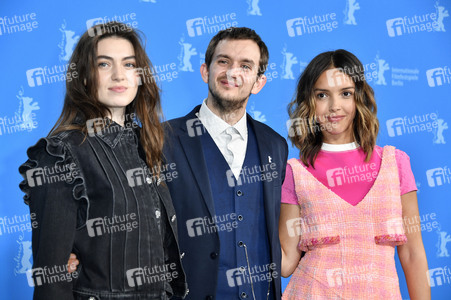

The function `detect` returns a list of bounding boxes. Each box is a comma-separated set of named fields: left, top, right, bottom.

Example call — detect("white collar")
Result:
left=197, top=99, right=247, bottom=139
left=321, top=142, right=359, bottom=152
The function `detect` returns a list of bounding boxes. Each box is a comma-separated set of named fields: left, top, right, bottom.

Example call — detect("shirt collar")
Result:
left=197, top=99, right=248, bottom=140
left=321, top=142, right=359, bottom=152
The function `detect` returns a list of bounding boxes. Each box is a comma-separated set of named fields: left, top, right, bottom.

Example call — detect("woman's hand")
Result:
left=67, top=253, right=79, bottom=274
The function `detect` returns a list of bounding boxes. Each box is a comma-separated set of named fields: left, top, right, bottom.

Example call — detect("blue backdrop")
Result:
left=1, top=0, right=450, bottom=298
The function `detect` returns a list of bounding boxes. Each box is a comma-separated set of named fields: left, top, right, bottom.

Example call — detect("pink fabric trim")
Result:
left=298, top=235, right=340, bottom=251
left=374, top=234, right=407, bottom=246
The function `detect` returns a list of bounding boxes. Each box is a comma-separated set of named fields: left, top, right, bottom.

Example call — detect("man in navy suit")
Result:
left=164, top=27, right=288, bottom=300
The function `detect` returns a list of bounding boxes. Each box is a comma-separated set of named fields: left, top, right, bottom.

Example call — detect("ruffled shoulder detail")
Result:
left=18, top=132, right=89, bottom=210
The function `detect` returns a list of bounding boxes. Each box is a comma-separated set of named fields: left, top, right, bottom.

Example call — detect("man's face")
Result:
left=201, top=39, right=266, bottom=113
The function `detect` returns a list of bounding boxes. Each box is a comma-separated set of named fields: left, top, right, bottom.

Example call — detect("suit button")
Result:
left=210, top=252, right=218, bottom=259
left=206, top=296, right=213, bottom=300
left=240, top=292, right=248, bottom=298
left=238, top=215, right=243, bottom=221
left=236, top=190, right=243, bottom=196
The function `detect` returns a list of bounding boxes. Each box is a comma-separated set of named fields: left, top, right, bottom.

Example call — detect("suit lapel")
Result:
left=178, top=108, right=216, bottom=219
left=248, top=116, right=275, bottom=239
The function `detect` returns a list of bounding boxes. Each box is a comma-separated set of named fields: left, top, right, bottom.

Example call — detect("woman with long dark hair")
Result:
left=19, top=22, right=187, bottom=299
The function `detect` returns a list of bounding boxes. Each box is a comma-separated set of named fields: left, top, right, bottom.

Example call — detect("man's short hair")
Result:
left=204, top=27, right=269, bottom=77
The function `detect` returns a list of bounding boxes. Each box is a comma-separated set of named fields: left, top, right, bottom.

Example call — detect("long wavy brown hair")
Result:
left=50, top=22, right=164, bottom=170
left=287, top=49, right=379, bottom=167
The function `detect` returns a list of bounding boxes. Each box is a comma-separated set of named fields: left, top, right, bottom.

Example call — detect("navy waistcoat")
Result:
left=200, top=124, right=273, bottom=299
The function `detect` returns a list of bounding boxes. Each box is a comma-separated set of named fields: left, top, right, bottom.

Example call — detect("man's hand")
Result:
left=67, top=253, right=79, bottom=273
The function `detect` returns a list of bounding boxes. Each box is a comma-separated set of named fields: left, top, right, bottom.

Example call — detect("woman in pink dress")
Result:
left=279, top=49, right=430, bottom=299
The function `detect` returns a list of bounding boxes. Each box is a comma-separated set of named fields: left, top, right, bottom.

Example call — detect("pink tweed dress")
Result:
left=283, top=146, right=407, bottom=300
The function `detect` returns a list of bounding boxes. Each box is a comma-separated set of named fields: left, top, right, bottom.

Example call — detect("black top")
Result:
left=19, top=122, right=187, bottom=300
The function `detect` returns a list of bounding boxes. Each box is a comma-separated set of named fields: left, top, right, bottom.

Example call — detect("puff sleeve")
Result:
left=18, top=136, right=86, bottom=300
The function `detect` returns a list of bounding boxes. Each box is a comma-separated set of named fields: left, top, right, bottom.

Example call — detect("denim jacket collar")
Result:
left=94, top=120, right=138, bottom=148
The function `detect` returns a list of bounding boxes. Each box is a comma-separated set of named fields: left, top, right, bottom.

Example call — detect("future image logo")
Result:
left=86, top=13, right=138, bottom=37
left=386, top=218, right=405, bottom=235
left=26, top=63, right=78, bottom=88
left=26, top=268, right=45, bottom=287
left=325, top=68, right=353, bottom=87
left=126, top=263, right=178, bottom=288
left=286, top=13, right=338, bottom=37
left=0, top=13, right=38, bottom=36
left=26, top=264, right=78, bottom=287
left=86, top=213, right=138, bottom=237
left=326, top=263, right=374, bottom=287
left=386, top=113, right=442, bottom=138
left=26, top=68, right=44, bottom=87
left=426, top=66, right=451, bottom=87
left=226, top=267, right=245, bottom=287
left=226, top=163, right=278, bottom=188
left=427, top=266, right=451, bottom=287
left=126, top=168, right=147, bottom=187
left=426, top=167, right=451, bottom=187
left=386, top=3, right=448, bottom=38
left=186, top=213, right=238, bottom=237
left=85, top=114, right=139, bottom=137
left=25, top=164, right=78, bottom=188
left=126, top=268, right=145, bottom=287
left=286, top=214, right=336, bottom=238
left=186, top=118, right=206, bottom=137
left=226, top=263, right=277, bottom=288
left=186, top=13, right=238, bottom=37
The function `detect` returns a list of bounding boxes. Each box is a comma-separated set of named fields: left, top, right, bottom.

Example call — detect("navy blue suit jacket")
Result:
left=163, top=105, right=288, bottom=300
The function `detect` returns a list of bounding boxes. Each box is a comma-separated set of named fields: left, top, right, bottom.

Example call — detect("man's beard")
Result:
left=208, top=83, right=249, bottom=114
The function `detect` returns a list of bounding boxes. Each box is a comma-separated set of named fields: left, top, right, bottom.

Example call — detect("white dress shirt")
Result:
left=197, top=99, right=248, bottom=179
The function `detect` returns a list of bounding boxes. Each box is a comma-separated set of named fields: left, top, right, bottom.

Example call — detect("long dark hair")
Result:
left=50, top=21, right=164, bottom=170
left=288, top=49, right=379, bottom=167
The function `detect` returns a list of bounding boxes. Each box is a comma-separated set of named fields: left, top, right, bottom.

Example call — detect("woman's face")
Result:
left=96, top=37, right=139, bottom=123
left=313, top=68, right=356, bottom=144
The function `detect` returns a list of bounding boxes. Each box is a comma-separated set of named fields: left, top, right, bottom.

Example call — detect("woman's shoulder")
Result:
left=20, top=130, right=86, bottom=172
left=19, top=130, right=87, bottom=205
left=377, top=145, right=410, bottom=159
left=29, top=130, right=82, bottom=155
left=47, top=129, right=86, bottom=145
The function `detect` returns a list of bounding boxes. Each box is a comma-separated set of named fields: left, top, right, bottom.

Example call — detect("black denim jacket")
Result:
left=19, top=123, right=188, bottom=300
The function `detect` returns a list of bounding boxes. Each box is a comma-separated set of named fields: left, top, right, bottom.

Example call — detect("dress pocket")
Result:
left=295, top=215, right=341, bottom=252
left=374, top=217, right=407, bottom=246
